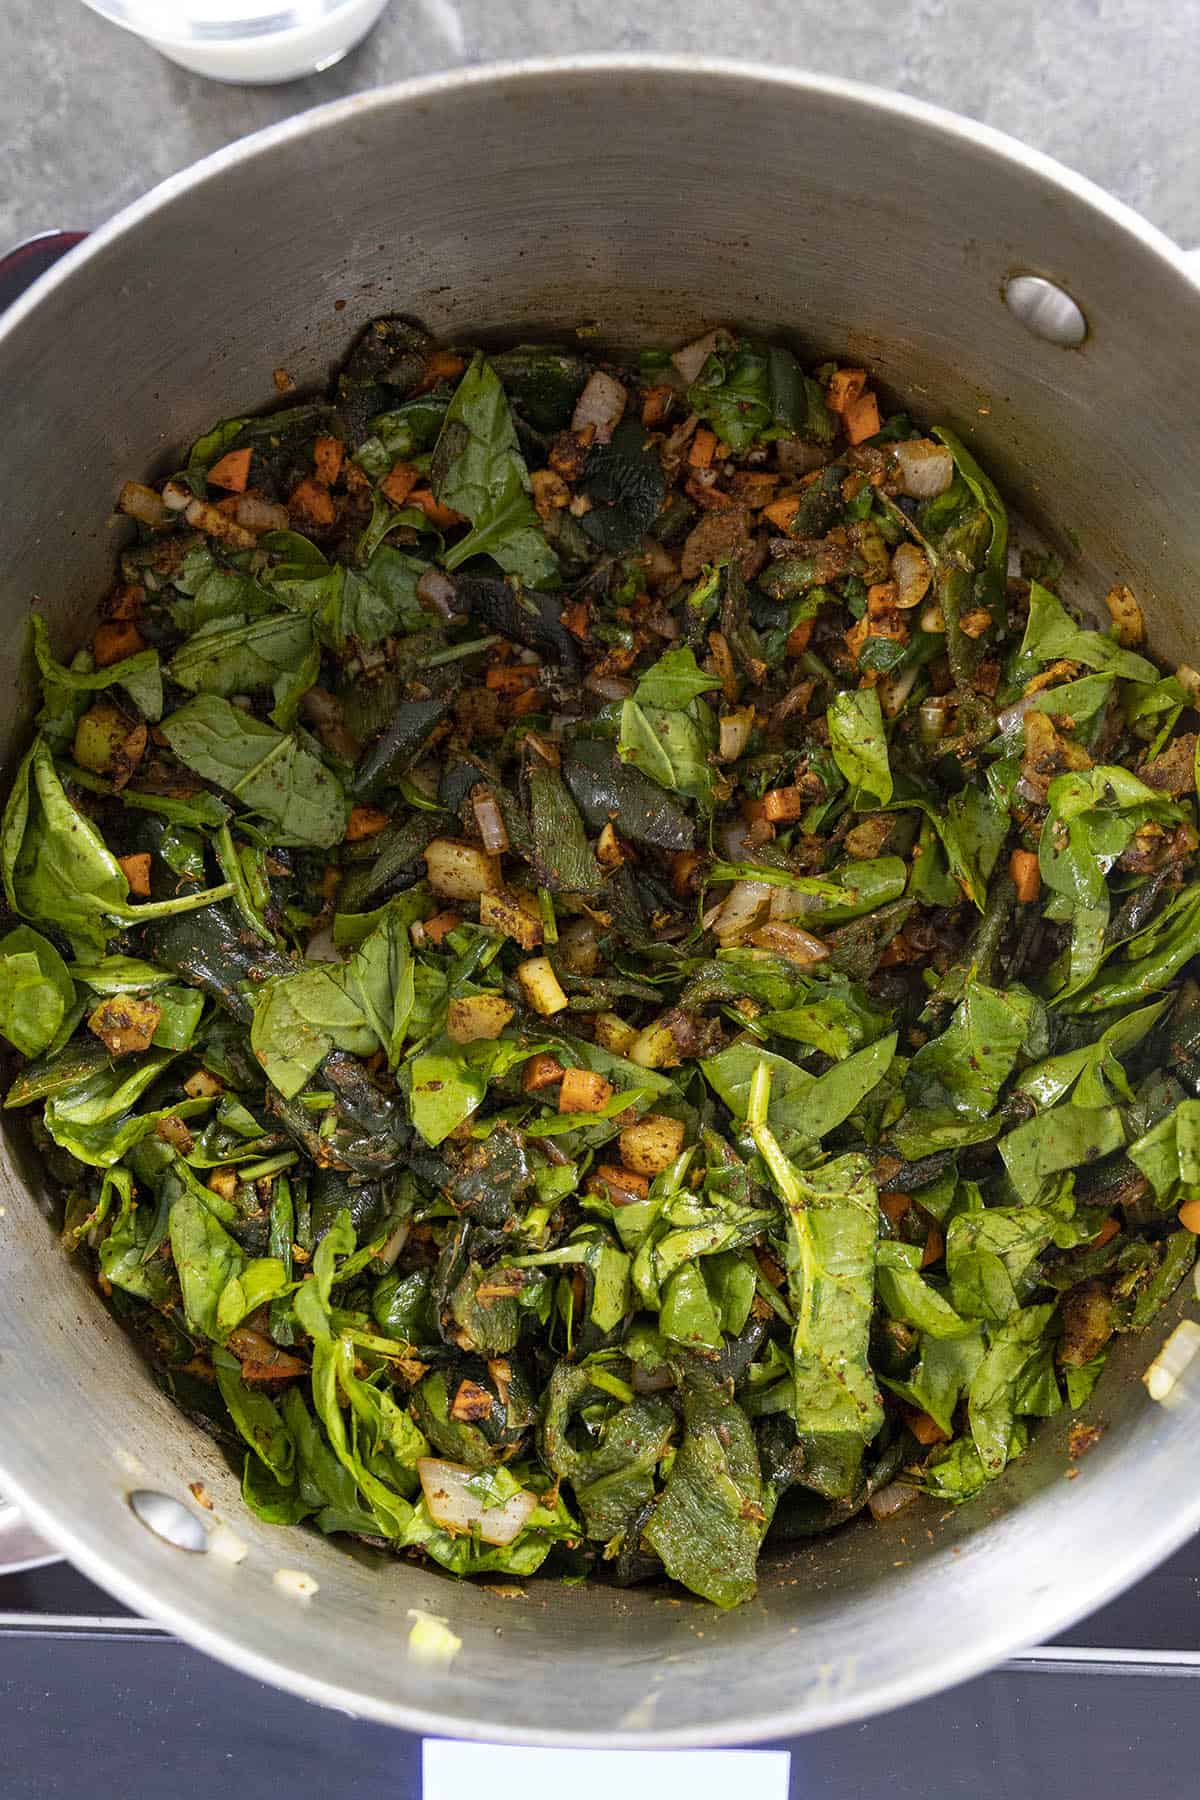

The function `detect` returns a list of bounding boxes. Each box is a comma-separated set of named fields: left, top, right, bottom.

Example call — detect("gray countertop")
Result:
left=6, top=0, right=1200, bottom=253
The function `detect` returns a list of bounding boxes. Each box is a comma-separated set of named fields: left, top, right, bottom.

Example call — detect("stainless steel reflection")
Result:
left=0, top=59, right=1198, bottom=1745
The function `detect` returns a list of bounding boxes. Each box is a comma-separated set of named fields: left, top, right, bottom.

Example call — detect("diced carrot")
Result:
left=561, top=600, right=590, bottom=642
left=510, top=687, right=543, bottom=718
left=1178, top=1199, right=1200, bottom=1234
left=879, top=1191, right=911, bottom=1227
left=921, top=1225, right=945, bottom=1268
left=786, top=617, right=814, bottom=657
left=485, top=665, right=539, bottom=695
left=407, top=488, right=465, bottom=528
left=207, top=447, right=253, bottom=492
left=641, top=384, right=674, bottom=427
left=93, top=621, right=146, bottom=666
left=313, top=436, right=344, bottom=485
left=909, top=1411, right=948, bottom=1446
left=1009, top=848, right=1041, bottom=903
left=1091, top=1215, right=1121, bottom=1248
left=380, top=460, right=419, bottom=507
left=688, top=427, right=718, bottom=469
left=592, top=1163, right=650, bottom=1201
left=107, top=583, right=144, bottom=622
left=416, top=350, right=466, bottom=394
left=318, top=864, right=342, bottom=902
left=288, top=477, right=336, bottom=528
left=844, top=393, right=881, bottom=445
left=344, top=804, right=389, bottom=843
left=522, top=1054, right=566, bottom=1093
left=559, top=1068, right=615, bottom=1114
left=117, top=852, right=152, bottom=897
left=422, top=910, right=461, bottom=945
left=827, top=368, right=867, bottom=416
left=762, top=786, right=805, bottom=823
left=867, top=581, right=899, bottom=618
left=763, top=495, right=802, bottom=532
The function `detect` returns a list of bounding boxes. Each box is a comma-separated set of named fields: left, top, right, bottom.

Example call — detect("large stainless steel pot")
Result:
left=2, top=58, right=1199, bottom=1745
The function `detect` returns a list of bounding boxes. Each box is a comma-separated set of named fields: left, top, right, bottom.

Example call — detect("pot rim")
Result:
left=2, top=56, right=1199, bottom=1743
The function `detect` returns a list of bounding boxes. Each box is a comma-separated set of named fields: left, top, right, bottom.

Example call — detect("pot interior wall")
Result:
left=1, top=65, right=1198, bottom=1743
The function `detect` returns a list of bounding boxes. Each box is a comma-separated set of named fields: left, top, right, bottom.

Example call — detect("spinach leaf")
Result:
left=1018, top=998, right=1167, bottom=1108
left=213, top=1346, right=295, bottom=1479
left=526, top=757, right=601, bottom=893
left=617, top=698, right=713, bottom=807
left=703, top=1033, right=896, bottom=1143
left=968, top=1303, right=1056, bottom=1476
left=97, top=1168, right=171, bottom=1305
left=1015, top=582, right=1159, bottom=685
left=433, top=353, right=559, bottom=588
left=687, top=340, right=832, bottom=451
left=707, top=857, right=908, bottom=928
left=581, top=418, right=667, bottom=553
left=932, top=428, right=1008, bottom=621
left=643, top=1380, right=764, bottom=1607
left=169, top=1189, right=246, bottom=1342
left=3, top=739, right=129, bottom=956
left=907, top=980, right=1040, bottom=1119
left=750, top=1070, right=882, bottom=1441
left=32, top=613, right=162, bottom=744
left=1127, top=1098, right=1200, bottom=1209
left=828, top=688, right=892, bottom=806
left=875, top=1241, right=974, bottom=1339
left=167, top=613, right=316, bottom=727
left=633, top=646, right=722, bottom=710
left=999, top=1105, right=1125, bottom=1205
left=160, top=696, right=348, bottom=849
left=920, top=1423, right=1029, bottom=1501
left=946, top=1191, right=1087, bottom=1321
left=0, top=926, right=75, bottom=1057
left=883, top=1329, right=984, bottom=1436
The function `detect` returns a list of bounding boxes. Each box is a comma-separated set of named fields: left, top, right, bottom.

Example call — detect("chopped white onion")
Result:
left=718, top=708, right=754, bottom=763
left=995, top=695, right=1034, bottom=736
left=161, top=479, right=193, bottom=512
left=671, top=331, right=721, bottom=384
left=377, top=1220, right=410, bottom=1270
left=1144, top=1320, right=1200, bottom=1402
left=417, top=1458, right=538, bottom=1546
left=584, top=672, right=634, bottom=701
left=867, top=1480, right=920, bottom=1522
left=417, top=567, right=459, bottom=618
left=891, top=541, right=932, bottom=609
left=769, top=883, right=821, bottom=921
left=879, top=665, right=920, bottom=718
left=712, top=879, right=773, bottom=944
left=273, top=1568, right=319, bottom=1599
left=471, top=787, right=510, bottom=855
left=572, top=371, right=627, bottom=444
left=893, top=440, right=955, bottom=499
left=235, top=494, right=289, bottom=534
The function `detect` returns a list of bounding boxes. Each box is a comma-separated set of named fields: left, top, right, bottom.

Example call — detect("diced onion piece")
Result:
left=161, top=479, right=193, bottom=512
left=424, top=837, right=502, bottom=901
left=235, top=494, right=290, bottom=534
left=712, top=879, right=773, bottom=945
left=517, top=956, right=569, bottom=1017
left=417, top=567, right=459, bottom=618
left=748, top=921, right=830, bottom=966
left=184, top=497, right=257, bottom=551
left=920, top=602, right=946, bottom=635
left=671, top=330, right=721, bottom=385
left=117, top=481, right=168, bottom=527
left=769, top=883, right=821, bottom=921
left=447, top=994, right=516, bottom=1044
left=718, top=708, right=754, bottom=763
left=628, top=1016, right=682, bottom=1070
left=995, top=695, right=1033, bottom=736
left=1177, top=665, right=1200, bottom=703
left=891, top=541, right=932, bottom=609
left=1144, top=1320, right=1200, bottom=1402
left=893, top=440, right=954, bottom=499
left=584, top=672, right=634, bottom=701
left=572, top=371, right=627, bottom=443
left=620, top=1113, right=686, bottom=1177
left=879, top=664, right=920, bottom=718
left=867, top=1481, right=920, bottom=1522
left=418, top=1458, right=538, bottom=1546
left=471, top=787, right=510, bottom=854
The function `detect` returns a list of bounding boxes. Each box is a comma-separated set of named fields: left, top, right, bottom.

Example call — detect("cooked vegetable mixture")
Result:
left=6, top=318, right=1199, bottom=1606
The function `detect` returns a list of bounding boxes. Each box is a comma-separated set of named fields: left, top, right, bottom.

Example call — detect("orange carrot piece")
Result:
left=521, top=1054, right=566, bottom=1093
left=117, top=852, right=152, bottom=897
left=558, top=1068, right=615, bottom=1114
left=921, top=1225, right=945, bottom=1268
left=688, top=427, right=718, bottom=469
left=485, top=665, right=539, bottom=695
left=313, top=436, right=344, bottom=485
left=909, top=1411, right=948, bottom=1446
left=207, top=447, right=253, bottom=492
left=879, top=1191, right=911, bottom=1227
left=422, top=910, right=461, bottom=945
left=345, top=805, right=390, bottom=843
left=1091, top=1215, right=1121, bottom=1248
left=93, top=621, right=146, bottom=666
left=1009, top=848, right=1041, bottom=903
left=288, top=477, right=336, bottom=528
left=827, top=368, right=867, bottom=415
left=407, top=488, right=465, bottom=528
left=786, top=617, right=814, bottom=657
left=844, top=393, right=882, bottom=445
left=380, top=460, right=419, bottom=507
left=641, top=384, right=674, bottom=427
left=1178, top=1199, right=1200, bottom=1234
left=763, top=495, right=802, bottom=532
